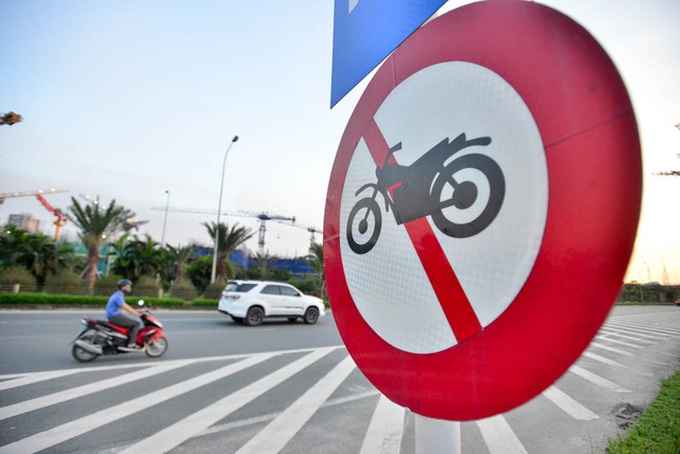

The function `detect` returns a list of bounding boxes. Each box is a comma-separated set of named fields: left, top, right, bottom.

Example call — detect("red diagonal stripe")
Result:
left=362, top=119, right=482, bottom=343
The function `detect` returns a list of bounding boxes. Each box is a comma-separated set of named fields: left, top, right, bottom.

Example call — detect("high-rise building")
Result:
left=7, top=213, right=41, bottom=233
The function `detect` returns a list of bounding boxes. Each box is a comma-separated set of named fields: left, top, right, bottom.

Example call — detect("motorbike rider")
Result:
left=106, top=279, right=143, bottom=349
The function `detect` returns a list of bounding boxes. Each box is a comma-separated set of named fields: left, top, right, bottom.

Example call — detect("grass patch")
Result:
left=0, top=292, right=185, bottom=307
left=607, top=371, right=680, bottom=453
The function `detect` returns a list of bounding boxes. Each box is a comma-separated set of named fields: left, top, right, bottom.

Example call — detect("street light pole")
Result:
left=211, top=135, right=239, bottom=283
left=161, top=190, right=170, bottom=247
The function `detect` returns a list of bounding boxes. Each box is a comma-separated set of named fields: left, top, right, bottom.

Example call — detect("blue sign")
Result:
left=331, top=0, right=448, bottom=107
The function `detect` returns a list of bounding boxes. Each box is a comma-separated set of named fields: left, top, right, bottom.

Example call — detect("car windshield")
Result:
left=226, top=282, right=257, bottom=293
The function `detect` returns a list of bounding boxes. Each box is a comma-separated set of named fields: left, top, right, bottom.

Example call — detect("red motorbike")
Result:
left=71, top=301, right=168, bottom=362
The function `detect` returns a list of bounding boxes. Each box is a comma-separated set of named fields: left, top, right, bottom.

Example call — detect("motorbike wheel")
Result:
left=346, top=197, right=382, bottom=254
left=71, top=332, right=99, bottom=363
left=431, top=153, right=505, bottom=238
left=145, top=336, right=168, bottom=358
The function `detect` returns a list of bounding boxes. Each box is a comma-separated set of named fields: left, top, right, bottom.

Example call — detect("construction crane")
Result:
left=245, top=211, right=296, bottom=255
left=0, top=188, right=69, bottom=240
left=286, top=223, right=323, bottom=248
left=35, top=194, right=68, bottom=240
left=0, top=188, right=68, bottom=205
left=150, top=206, right=296, bottom=254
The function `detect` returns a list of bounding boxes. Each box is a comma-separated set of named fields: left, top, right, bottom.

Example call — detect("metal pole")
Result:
left=211, top=135, right=239, bottom=283
left=161, top=190, right=170, bottom=247
left=415, top=415, right=461, bottom=454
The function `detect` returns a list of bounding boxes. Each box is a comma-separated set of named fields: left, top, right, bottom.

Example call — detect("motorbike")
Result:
left=346, top=133, right=505, bottom=254
left=71, top=300, right=168, bottom=362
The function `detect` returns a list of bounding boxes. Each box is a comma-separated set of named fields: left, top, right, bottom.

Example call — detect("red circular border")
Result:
left=324, top=1, right=641, bottom=420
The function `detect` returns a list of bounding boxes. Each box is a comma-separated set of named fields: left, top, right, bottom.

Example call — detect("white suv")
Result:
left=218, top=280, right=325, bottom=326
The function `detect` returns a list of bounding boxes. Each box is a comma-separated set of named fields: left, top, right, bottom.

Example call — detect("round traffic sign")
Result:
left=324, top=1, right=641, bottom=421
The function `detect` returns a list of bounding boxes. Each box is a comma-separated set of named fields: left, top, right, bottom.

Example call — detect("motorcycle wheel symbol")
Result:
left=346, top=197, right=383, bottom=255
left=346, top=151, right=504, bottom=255
left=430, top=153, right=505, bottom=238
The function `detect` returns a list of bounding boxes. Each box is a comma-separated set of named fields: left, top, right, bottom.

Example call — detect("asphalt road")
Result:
left=0, top=305, right=678, bottom=453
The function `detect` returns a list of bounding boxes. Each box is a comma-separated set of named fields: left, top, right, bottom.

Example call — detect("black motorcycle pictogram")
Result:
left=346, top=133, right=505, bottom=254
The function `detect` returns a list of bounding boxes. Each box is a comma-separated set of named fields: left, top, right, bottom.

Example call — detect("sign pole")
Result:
left=415, top=415, right=461, bottom=454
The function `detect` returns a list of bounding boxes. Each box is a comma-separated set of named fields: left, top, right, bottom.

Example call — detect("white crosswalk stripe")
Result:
left=476, top=415, right=528, bottom=454
left=237, top=355, right=356, bottom=454
left=360, top=394, right=406, bottom=454
left=0, top=309, right=678, bottom=453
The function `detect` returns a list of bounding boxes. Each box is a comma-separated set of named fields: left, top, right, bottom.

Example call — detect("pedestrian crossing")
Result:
left=1, top=310, right=678, bottom=453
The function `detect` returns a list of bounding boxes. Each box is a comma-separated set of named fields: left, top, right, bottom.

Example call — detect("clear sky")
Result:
left=1, top=1, right=679, bottom=283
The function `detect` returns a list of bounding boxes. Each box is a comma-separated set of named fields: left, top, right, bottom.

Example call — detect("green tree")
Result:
left=129, top=235, right=165, bottom=280
left=109, top=234, right=166, bottom=281
left=54, top=241, right=81, bottom=274
left=68, top=197, right=135, bottom=294
left=108, top=234, right=135, bottom=279
left=0, top=225, right=60, bottom=285
left=305, top=242, right=325, bottom=299
left=0, top=225, right=30, bottom=268
left=24, top=232, right=59, bottom=284
left=250, top=250, right=278, bottom=279
left=166, top=244, right=196, bottom=284
left=203, top=222, right=254, bottom=282
left=186, top=256, right=212, bottom=293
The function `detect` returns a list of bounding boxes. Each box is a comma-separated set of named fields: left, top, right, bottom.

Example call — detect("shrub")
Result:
left=169, top=279, right=198, bottom=301
left=94, top=274, right=124, bottom=297
left=135, top=276, right=161, bottom=298
left=44, top=270, right=83, bottom=295
left=202, top=281, right=224, bottom=300
left=193, top=298, right=217, bottom=307
left=288, top=276, right=320, bottom=295
left=0, top=267, right=39, bottom=292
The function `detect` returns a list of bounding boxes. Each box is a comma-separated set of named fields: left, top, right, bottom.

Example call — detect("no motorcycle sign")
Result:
left=324, top=1, right=641, bottom=421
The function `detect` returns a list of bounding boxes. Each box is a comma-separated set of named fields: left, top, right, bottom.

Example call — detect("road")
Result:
left=0, top=305, right=678, bottom=453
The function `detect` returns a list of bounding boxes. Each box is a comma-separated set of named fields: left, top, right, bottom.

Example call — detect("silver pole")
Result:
left=415, top=415, right=461, bottom=454
left=161, top=190, right=170, bottom=247
left=211, top=135, right=239, bottom=283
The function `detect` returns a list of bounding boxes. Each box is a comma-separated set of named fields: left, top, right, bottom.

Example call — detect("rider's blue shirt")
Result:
left=106, top=291, right=125, bottom=318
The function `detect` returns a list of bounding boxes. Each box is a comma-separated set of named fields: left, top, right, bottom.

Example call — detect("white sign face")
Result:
left=339, top=62, right=548, bottom=354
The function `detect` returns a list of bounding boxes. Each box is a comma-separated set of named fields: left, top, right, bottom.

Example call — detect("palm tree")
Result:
left=129, top=234, right=164, bottom=279
left=68, top=197, right=135, bottom=294
left=0, top=226, right=60, bottom=285
left=108, top=234, right=134, bottom=279
left=306, top=242, right=325, bottom=299
left=250, top=250, right=278, bottom=279
left=203, top=222, right=254, bottom=282
left=166, top=244, right=196, bottom=283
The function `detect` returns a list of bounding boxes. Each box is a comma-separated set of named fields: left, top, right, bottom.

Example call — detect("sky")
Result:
left=1, top=0, right=679, bottom=283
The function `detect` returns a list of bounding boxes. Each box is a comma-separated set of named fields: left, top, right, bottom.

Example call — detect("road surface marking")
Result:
left=588, top=342, right=633, bottom=356
left=581, top=352, right=653, bottom=377
left=238, top=355, right=356, bottom=454
left=119, top=347, right=337, bottom=454
left=0, top=369, right=84, bottom=391
left=0, top=352, right=277, bottom=454
left=476, top=415, right=528, bottom=454
left=360, top=394, right=405, bottom=454
left=542, top=386, right=598, bottom=420
left=0, top=360, right=193, bottom=420
left=569, top=365, right=629, bottom=393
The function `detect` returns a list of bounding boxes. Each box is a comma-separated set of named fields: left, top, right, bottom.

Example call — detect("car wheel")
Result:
left=231, top=316, right=244, bottom=324
left=245, top=306, right=264, bottom=326
left=303, top=307, right=320, bottom=325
